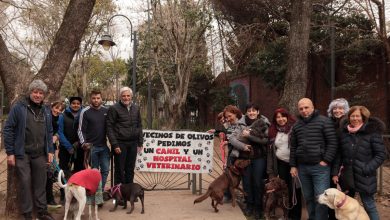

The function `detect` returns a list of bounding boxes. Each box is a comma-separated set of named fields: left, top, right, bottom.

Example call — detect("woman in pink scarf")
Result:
left=332, top=106, right=386, bottom=220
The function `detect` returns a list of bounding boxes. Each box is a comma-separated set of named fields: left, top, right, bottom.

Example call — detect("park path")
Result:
left=49, top=190, right=245, bottom=220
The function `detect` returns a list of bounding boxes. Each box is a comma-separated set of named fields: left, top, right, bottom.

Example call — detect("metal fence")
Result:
left=378, top=134, right=390, bottom=196
left=1, top=130, right=390, bottom=204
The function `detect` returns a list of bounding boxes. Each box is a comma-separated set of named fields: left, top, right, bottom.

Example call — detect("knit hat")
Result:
left=327, top=98, right=349, bottom=117
left=69, top=96, right=82, bottom=104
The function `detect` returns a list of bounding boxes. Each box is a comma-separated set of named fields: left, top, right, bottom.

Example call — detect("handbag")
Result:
left=339, top=137, right=361, bottom=190
left=339, top=165, right=354, bottom=190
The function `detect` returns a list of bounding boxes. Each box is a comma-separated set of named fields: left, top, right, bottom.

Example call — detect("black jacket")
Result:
left=106, top=102, right=143, bottom=148
left=332, top=117, right=386, bottom=194
left=290, top=110, right=338, bottom=167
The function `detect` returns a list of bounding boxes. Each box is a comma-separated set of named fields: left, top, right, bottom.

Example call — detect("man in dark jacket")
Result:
left=289, top=98, right=337, bottom=220
left=58, top=96, right=83, bottom=172
left=4, top=79, right=55, bottom=220
left=107, top=86, right=143, bottom=184
left=58, top=96, right=83, bottom=202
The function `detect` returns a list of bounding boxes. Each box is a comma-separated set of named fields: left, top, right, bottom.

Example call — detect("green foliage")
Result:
left=246, top=38, right=287, bottom=92
left=335, top=38, right=381, bottom=106
left=61, top=56, right=127, bottom=99
left=208, top=86, right=235, bottom=113
left=213, top=0, right=383, bottom=100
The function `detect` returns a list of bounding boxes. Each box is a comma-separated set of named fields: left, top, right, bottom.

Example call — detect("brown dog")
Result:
left=193, top=159, right=250, bottom=212
left=264, top=176, right=288, bottom=220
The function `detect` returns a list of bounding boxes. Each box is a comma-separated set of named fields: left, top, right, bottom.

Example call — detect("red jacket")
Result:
left=68, top=169, right=101, bottom=195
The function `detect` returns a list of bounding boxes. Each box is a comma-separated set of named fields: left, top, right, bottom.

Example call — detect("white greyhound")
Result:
left=57, top=169, right=101, bottom=220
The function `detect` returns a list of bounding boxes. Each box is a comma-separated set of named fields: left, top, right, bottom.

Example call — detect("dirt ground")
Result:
left=2, top=149, right=390, bottom=220
left=0, top=150, right=244, bottom=220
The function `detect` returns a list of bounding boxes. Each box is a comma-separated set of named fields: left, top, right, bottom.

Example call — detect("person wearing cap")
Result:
left=57, top=96, right=83, bottom=202
left=4, top=79, right=55, bottom=220
left=106, top=87, right=143, bottom=185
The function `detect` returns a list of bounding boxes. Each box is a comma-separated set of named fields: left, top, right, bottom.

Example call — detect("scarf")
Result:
left=276, top=125, right=288, bottom=133
left=347, top=123, right=363, bottom=133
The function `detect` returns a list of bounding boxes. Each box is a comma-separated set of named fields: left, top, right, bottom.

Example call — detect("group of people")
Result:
left=213, top=97, right=386, bottom=220
left=4, top=80, right=143, bottom=220
left=3, top=79, right=387, bottom=220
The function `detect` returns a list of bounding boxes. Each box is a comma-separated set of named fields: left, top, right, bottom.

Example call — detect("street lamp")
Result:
left=98, top=14, right=137, bottom=101
left=313, top=3, right=336, bottom=101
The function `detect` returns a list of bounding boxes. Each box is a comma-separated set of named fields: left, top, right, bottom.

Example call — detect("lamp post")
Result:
left=98, top=14, right=137, bottom=101
left=146, top=0, right=152, bottom=129
left=313, top=4, right=335, bottom=101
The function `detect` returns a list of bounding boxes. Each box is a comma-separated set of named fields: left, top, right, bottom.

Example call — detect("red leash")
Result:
left=219, top=132, right=226, bottom=164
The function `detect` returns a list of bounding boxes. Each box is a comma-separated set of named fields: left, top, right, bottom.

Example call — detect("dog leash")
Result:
left=52, top=159, right=67, bottom=184
left=219, top=132, right=226, bottom=164
left=283, top=176, right=302, bottom=210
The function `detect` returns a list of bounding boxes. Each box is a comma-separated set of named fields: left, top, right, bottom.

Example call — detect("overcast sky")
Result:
left=103, top=0, right=147, bottom=60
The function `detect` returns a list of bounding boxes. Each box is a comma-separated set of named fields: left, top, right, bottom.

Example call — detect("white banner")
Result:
left=135, top=130, right=214, bottom=173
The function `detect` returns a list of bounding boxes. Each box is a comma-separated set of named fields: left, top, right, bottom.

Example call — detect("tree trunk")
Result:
left=37, top=0, right=96, bottom=101
left=1, top=0, right=96, bottom=216
left=0, top=35, right=26, bottom=105
left=5, top=166, right=18, bottom=217
left=279, top=0, right=312, bottom=114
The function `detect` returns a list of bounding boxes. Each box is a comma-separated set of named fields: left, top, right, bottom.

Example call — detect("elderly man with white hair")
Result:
left=4, top=79, right=55, bottom=220
left=106, top=87, right=143, bottom=185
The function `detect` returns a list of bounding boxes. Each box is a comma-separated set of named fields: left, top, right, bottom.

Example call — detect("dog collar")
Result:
left=336, top=195, right=347, bottom=208
left=110, top=184, right=122, bottom=199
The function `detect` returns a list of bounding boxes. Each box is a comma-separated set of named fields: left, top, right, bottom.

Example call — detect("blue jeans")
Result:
left=242, top=158, right=266, bottom=213
left=298, top=163, right=330, bottom=220
left=91, top=146, right=110, bottom=189
left=348, top=190, right=379, bottom=220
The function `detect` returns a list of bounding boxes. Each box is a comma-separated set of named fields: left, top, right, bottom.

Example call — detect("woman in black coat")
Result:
left=332, top=105, right=386, bottom=220
left=327, top=98, right=349, bottom=220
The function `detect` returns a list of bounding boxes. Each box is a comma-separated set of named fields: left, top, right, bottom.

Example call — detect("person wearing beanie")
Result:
left=58, top=96, right=84, bottom=203
left=4, top=79, right=55, bottom=220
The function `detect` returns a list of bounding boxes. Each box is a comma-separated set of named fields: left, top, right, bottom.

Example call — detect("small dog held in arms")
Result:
left=108, top=183, right=157, bottom=214
left=318, top=188, right=369, bottom=220
left=193, top=159, right=250, bottom=212
left=264, top=176, right=289, bottom=220
left=57, top=169, right=102, bottom=220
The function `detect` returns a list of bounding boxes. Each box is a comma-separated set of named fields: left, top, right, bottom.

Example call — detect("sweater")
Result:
left=78, top=106, right=108, bottom=147
left=68, top=169, right=102, bottom=195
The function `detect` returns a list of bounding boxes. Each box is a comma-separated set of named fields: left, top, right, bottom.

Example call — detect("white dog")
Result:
left=58, top=169, right=102, bottom=220
left=318, top=188, right=369, bottom=220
